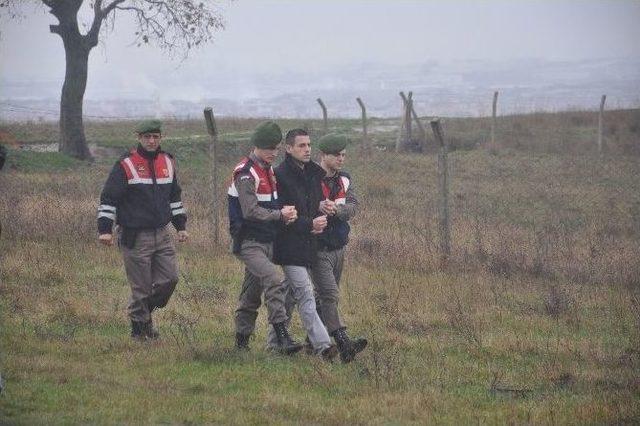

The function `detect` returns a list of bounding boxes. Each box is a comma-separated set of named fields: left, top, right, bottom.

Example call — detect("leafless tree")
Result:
left=0, top=0, right=225, bottom=159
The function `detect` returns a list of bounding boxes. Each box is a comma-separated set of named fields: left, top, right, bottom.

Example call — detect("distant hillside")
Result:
left=1, top=58, right=639, bottom=121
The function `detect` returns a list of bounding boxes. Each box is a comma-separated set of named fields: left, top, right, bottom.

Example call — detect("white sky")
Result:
left=1, top=0, right=639, bottom=98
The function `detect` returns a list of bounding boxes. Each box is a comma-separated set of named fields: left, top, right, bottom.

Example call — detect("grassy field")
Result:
left=1, top=110, right=639, bottom=424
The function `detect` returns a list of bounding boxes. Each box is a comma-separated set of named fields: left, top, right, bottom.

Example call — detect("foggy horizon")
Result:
left=1, top=0, right=639, bottom=118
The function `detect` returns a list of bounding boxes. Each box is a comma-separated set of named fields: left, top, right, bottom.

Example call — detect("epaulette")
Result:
left=234, top=157, right=254, bottom=174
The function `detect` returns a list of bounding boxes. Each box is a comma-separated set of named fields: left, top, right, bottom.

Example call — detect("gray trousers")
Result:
left=121, top=227, right=179, bottom=323
left=267, top=265, right=332, bottom=353
left=310, top=247, right=346, bottom=334
left=234, top=240, right=288, bottom=336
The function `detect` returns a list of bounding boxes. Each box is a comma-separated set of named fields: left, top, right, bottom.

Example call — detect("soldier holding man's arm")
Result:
left=312, top=134, right=367, bottom=362
left=228, top=121, right=302, bottom=354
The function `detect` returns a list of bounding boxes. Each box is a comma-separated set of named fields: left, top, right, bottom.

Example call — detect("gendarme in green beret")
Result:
left=318, top=133, right=348, bottom=154
left=135, top=119, right=162, bottom=134
left=251, top=121, right=282, bottom=149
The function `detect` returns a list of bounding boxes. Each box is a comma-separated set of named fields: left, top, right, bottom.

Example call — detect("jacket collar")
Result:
left=137, top=144, right=161, bottom=159
left=284, top=153, right=325, bottom=178
left=249, top=152, right=270, bottom=170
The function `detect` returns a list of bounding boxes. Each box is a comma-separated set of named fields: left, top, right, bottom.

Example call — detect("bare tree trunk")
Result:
left=59, top=39, right=92, bottom=160
left=48, top=0, right=97, bottom=161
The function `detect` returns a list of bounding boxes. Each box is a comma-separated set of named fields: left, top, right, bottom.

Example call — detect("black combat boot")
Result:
left=146, top=318, right=160, bottom=340
left=272, top=322, right=304, bottom=355
left=131, top=320, right=146, bottom=341
left=332, top=327, right=368, bottom=363
left=235, top=332, right=251, bottom=350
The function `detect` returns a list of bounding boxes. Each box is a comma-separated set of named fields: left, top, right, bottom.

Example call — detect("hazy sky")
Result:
left=1, top=0, right=639, bottom=100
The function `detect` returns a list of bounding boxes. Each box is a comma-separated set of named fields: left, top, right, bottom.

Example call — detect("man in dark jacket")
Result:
left=313, top=134, right=367, bottom=362
left=270, top=129, right=337, bottom=360
left=98, top=119, right=188, bottom=340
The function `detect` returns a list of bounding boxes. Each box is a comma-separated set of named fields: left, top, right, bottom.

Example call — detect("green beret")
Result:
left=318, top=134, right=348, bottom=154
left=251, top=121, right=282, bottom=148
left=135, top=119, right=162, bottom=134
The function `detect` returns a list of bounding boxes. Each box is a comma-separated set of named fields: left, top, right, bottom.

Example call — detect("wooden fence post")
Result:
left=490, top=91, right=499, bottom=151
left=316, top=98, right=328, bottom=134
left=598, top=94, right=606, bottom=154
left=400, top=91, right=427, bottom=150
left=396, top=92, right=407, bottom=152
left=396, top=91, right=414, bottom=152
left=356, top=97, right=370, bottom=155
left=430, top=118, right=451, bottom=266
left=405, top=91, right=413, bottom=147
left=203, top=107, right=220, bottom=244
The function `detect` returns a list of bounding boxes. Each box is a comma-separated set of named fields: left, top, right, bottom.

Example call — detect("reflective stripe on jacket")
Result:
left=227, top=156, right=280, bottom=243
left=97, top=145, right=186, bottom=234
left=318, top=172, right=351, bottom=250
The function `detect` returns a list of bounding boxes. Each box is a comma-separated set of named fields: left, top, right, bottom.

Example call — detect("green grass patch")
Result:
left=4, top=148, right=86, bottom=172
left=1, top=113, right=639, bottom=423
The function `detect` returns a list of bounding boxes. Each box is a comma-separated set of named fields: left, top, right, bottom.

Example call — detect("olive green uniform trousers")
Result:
left=120, top=227, right=179, bottom=323
left=310, top=247, right=346, bottom=334
left=234, top=240, right=288, bottom=336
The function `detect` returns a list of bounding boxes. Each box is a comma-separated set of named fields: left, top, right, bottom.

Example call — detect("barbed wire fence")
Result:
left=189, top=91, right=639, bottom=291
left=1, top=92, right=639, bottom=286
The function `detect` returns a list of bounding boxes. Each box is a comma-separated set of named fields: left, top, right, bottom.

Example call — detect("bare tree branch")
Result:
left=85, top=0, right=105, bottom=47
left=102, top=0, right=126, bottom=16
left=1, top=0, right=226, bottom=159
left=4, top=0, right=224, bottom=57
left=111, top=0, right=225, bottom=58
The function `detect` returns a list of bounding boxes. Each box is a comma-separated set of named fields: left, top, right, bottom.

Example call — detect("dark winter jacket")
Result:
left=97, top=145, right=186, bottom=236
left=317, top=171, right=357, bottom=250
left=227, top=154, right=281, bottom=249
left=273, top=154, right=326, bottom=267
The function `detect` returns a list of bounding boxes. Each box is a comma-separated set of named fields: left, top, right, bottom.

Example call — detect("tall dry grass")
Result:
left=1, top=111, right=639, bottom=423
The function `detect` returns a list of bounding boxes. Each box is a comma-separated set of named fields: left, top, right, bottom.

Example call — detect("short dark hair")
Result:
left=284, top=128, right=309, bottom=146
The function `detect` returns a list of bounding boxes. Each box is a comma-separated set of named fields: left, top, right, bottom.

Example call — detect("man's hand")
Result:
left=319, top=199, right=337, bottom=216
left=281, top=205, right=298, bottom=224
left=177, top=230, right=189, bottom=242
left=311, top=215, right=327, bottom=234
left=98, top=233, right=113, bottom=246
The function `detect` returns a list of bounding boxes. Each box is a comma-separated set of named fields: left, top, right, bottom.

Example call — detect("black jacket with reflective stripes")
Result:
left=97, top=145, right=186, bottom=234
